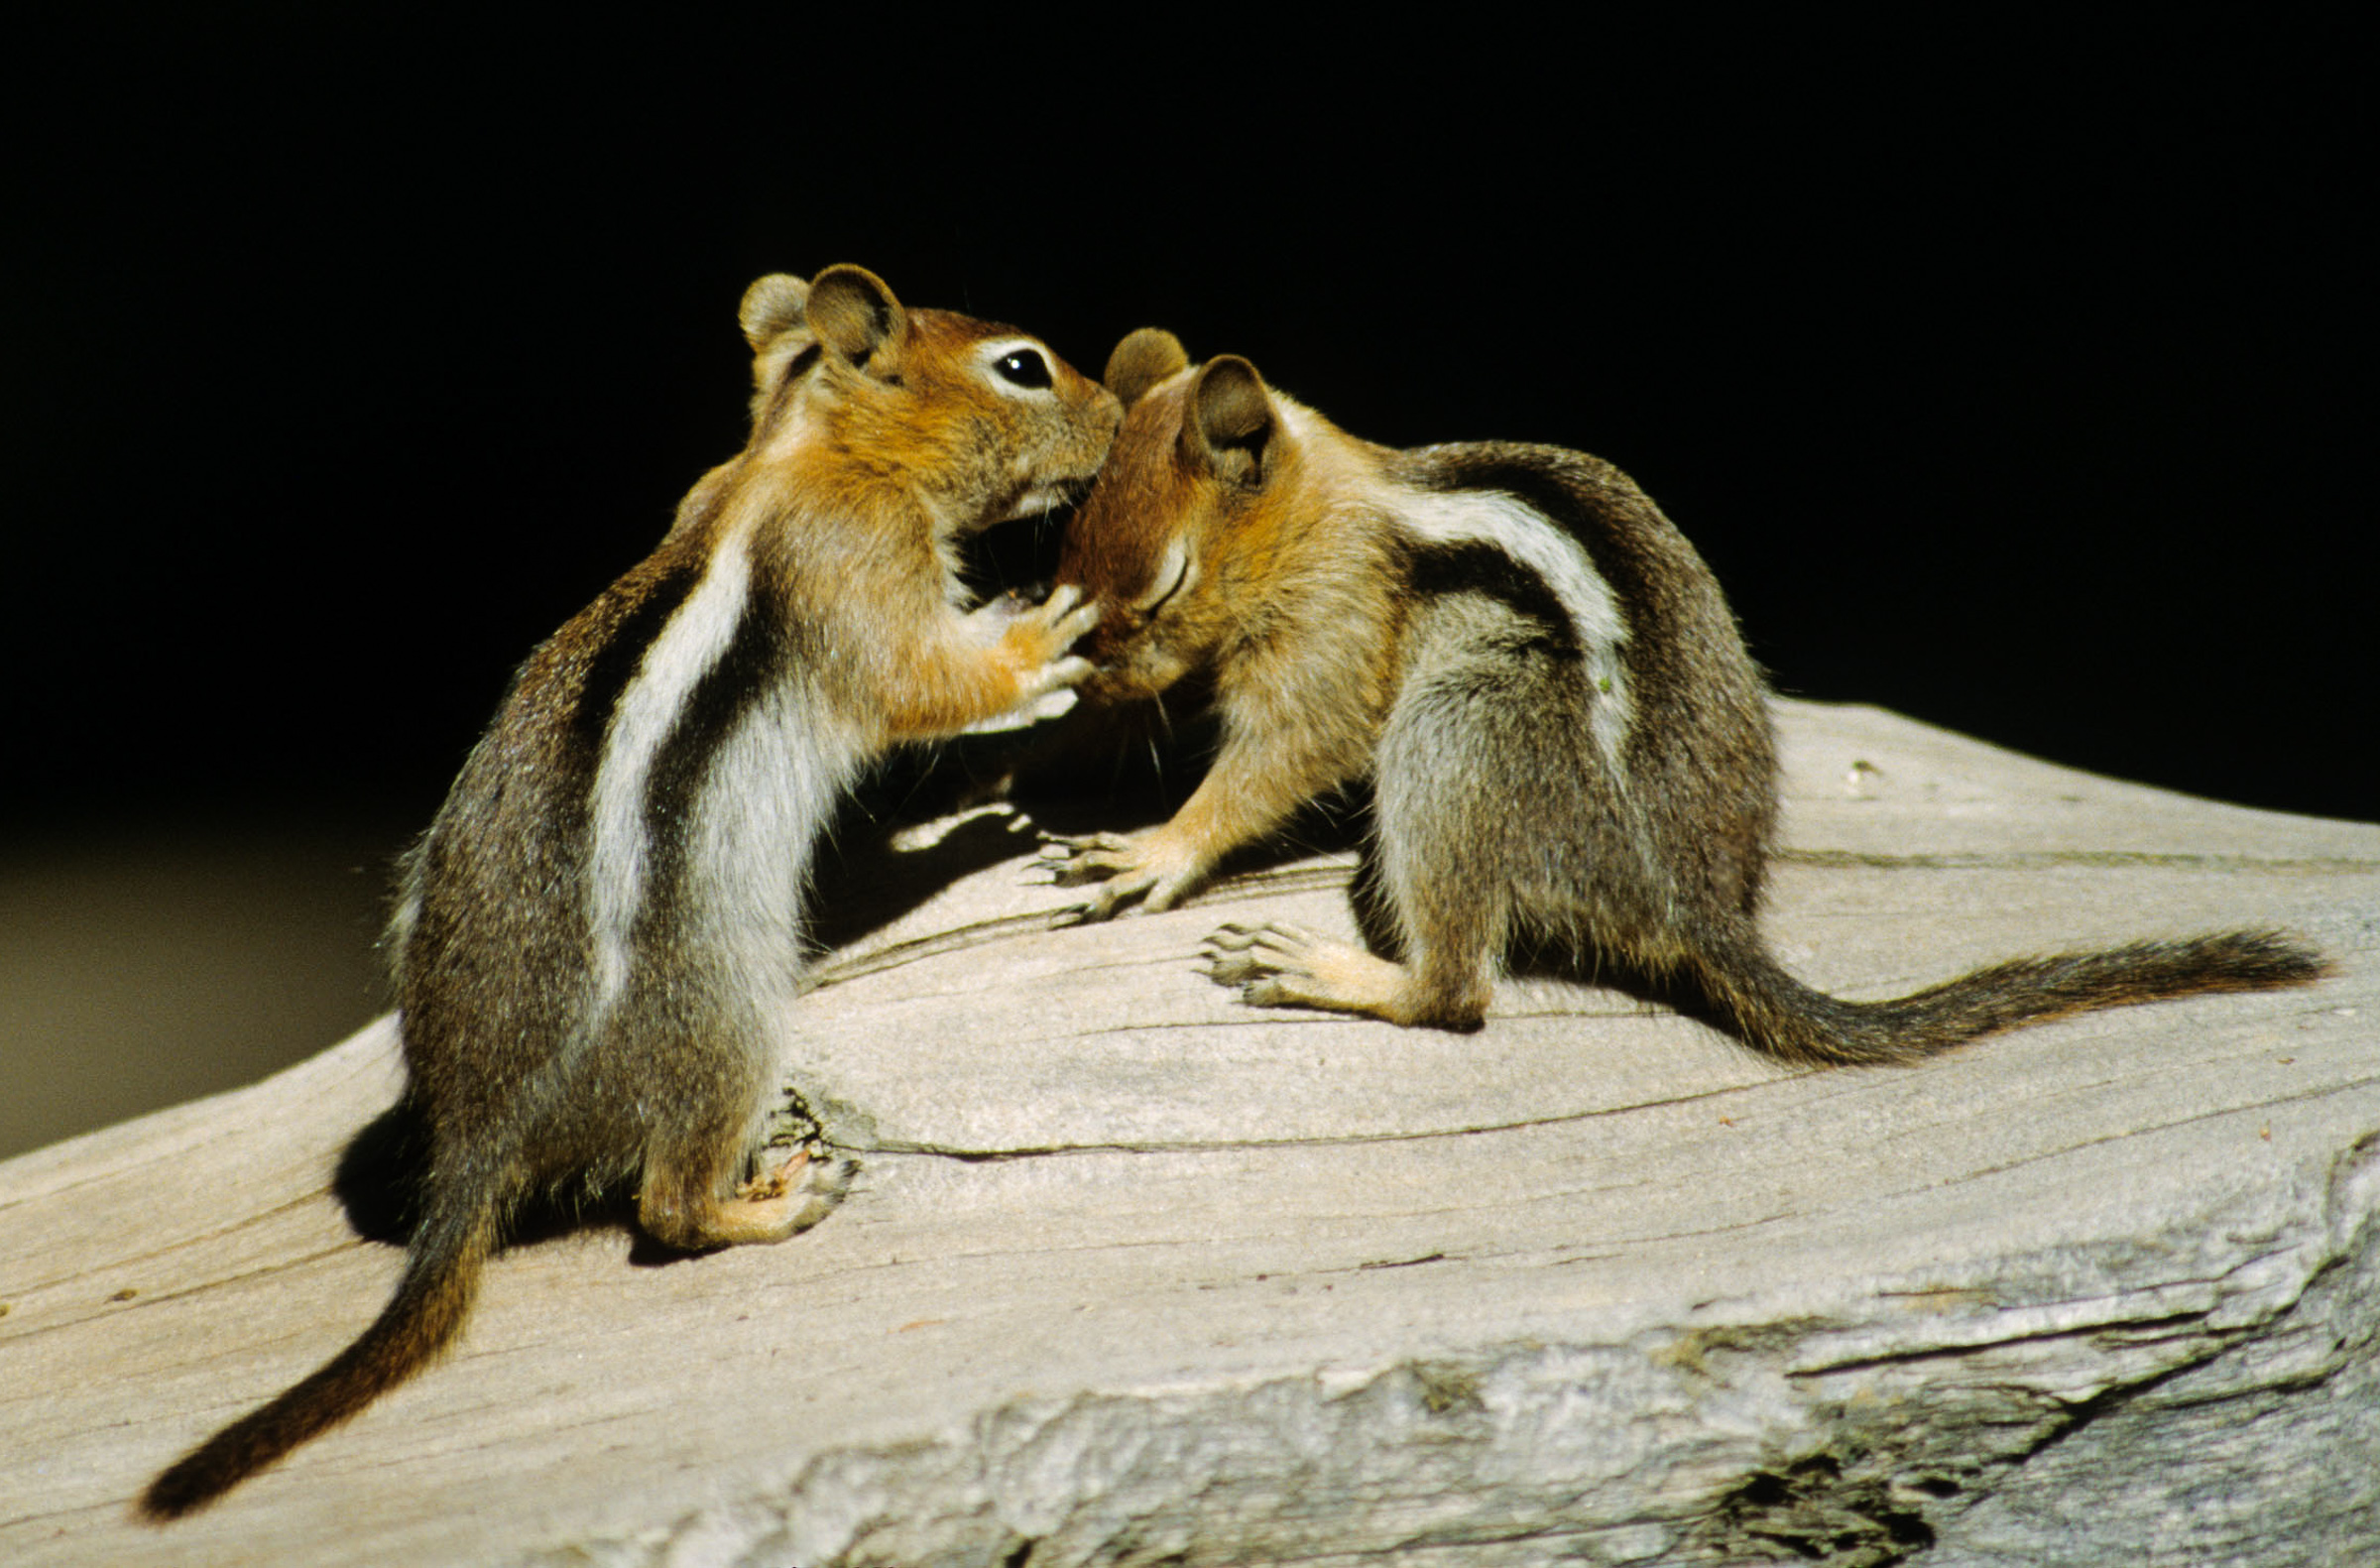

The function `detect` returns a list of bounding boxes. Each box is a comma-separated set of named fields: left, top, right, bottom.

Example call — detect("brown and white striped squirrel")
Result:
left=142, top=266, right=1120, bottom=1519
left=1042, top=327, right=2326, bottom=1047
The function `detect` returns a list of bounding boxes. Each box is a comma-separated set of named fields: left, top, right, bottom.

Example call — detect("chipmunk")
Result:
left=142, top=265, right=1119, bottom=1519
left=1041, top=326, right=2326, bottom=1048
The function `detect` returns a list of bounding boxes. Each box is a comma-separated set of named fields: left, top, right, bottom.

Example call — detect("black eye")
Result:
left=995, top=348, right=1053, bottom=389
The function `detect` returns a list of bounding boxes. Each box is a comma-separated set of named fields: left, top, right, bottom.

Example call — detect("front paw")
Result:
left=1033, top=583, right=1102, bottom=654
left=969, top=584, right=1100, bottom=662
left=960, top=686, right=1077, bottom=734
left=971, top=589, right=1102, bottom=734
left=962, top=658, right=1090, bottom=734
left=1036, top=831, right=1147, bottom=921
left=990, top=583, right=1099, bottom=665
left=1036, top=830, right=1202, bottom=922
left=1022, top=653, right=1095, bottom=701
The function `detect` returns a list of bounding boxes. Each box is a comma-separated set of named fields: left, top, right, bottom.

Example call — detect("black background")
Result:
left=6, top=14, right=2366, bottom=845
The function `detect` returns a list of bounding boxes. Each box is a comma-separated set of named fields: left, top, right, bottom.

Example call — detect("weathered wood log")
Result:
left=3, top=699, right=2373, bottom=1566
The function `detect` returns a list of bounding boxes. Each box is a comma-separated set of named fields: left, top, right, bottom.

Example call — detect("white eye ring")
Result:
left=980, top=338, right=1057, bottom=396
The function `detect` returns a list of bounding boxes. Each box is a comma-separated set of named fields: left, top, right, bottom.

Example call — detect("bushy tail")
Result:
left=1693, top=926, right=2329, bottom=1067
left=141, top=1200, right=497, bottom=1520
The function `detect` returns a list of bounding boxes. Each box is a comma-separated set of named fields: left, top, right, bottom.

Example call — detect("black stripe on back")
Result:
left=1397, top=446, right=1658, bottom=640
left=1405, top=539, right=1582, bottom=662
left=637, top=580, right=786, bottom=928
left=573, top=559, right=704, bottom=754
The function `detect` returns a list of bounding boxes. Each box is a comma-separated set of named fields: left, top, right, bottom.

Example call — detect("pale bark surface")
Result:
left=3, top=699, right=2372, bottom=1567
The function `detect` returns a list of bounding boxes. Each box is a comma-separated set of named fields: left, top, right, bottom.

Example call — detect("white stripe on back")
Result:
left=586, top=529, right=754, bottom=1010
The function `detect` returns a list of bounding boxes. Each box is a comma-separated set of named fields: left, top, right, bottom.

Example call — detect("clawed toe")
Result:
left=1206, top=921, right=1261, bottom=951
left=1033, top=831, right=1139, bottom=889
left=1037, top=829, right=1131, bottom=855
left=737, top=1146, right=810, bottom=1202
left=1205, top=920, right=1314, bottom=956
left=1051, top=881, right=1136, bottom=924
left=1200, top=948, right=1268, bottom=986
left=1242, top=978, right=1293, bottom=1007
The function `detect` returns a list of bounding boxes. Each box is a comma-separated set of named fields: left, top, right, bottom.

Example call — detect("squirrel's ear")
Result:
left=738, top=274, right=811, bottom=350
left=1185, top=355, right=1273, bottom=486
left=1105, top=328, right=1189, bottom=406
left=805, top=265, right=908, bottom=368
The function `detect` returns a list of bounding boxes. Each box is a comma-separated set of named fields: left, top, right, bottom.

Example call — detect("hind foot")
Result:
left=1202, top=921, right=1408, bottom=1017
left=643, top=1146, right=855, bottom=1251
left=1202, top=922, right=1491, bottom=1031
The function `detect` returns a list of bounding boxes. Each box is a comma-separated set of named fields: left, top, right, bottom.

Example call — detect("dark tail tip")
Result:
left=138, top=1365, right=372, bottom=1521
left=140, top=1451, right=234, bottom=1521
left=2214, top=927, right=2334, bottom=988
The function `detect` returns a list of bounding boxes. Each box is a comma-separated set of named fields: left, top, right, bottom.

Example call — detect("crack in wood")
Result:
left=1786, top=1311, right=2228, bottom=1382
left=852, top=1077, right=1779, bottom=1161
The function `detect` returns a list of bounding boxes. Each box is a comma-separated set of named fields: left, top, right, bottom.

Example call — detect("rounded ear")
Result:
left=1186, top=355, right=1274, bottom=485
left=1104, top=327, right=1189, bottom=406
left=805, top=264, right=908, bottom=366
left=738, top=274, right=811, bottom=350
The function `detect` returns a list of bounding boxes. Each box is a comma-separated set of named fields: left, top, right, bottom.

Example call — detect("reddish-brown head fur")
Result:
left=736, top=265, right=1119, bottom=541
left=1058, top=327, right=1358, bottom=703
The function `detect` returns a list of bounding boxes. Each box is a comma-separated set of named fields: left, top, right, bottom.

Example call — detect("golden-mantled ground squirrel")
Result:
left=1044, top=327, right=2326, bottom=1046
left=143, top=266, right=1119, bottom=1518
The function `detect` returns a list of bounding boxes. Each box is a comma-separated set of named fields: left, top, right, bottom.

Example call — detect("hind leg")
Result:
left=1201, top=712, right=1504, bottom=1031
left=1198, top=632, right=1579, bottom=1031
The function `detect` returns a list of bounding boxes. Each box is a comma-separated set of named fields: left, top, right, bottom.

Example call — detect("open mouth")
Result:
left=960, top=483, right=1090, bottom=605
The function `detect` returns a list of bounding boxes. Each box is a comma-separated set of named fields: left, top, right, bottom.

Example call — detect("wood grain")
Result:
left=3, top=700, right=2372, bottom=1567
